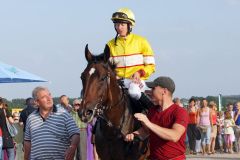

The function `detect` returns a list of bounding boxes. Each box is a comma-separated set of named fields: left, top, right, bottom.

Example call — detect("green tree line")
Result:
left=2, top=95, right=240, bottom=111
left=2, top=97, right=78, bottom=110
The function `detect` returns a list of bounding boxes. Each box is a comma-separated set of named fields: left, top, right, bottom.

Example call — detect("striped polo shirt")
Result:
left=24, top=105, right=80, bottom=160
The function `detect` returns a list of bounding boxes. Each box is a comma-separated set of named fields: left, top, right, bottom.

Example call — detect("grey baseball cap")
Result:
left=146, top=76, right=175, bottom=93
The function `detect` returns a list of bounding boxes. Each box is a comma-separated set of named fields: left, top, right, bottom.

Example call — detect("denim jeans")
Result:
left=201, top=126, right=211, bottom=145
left=2, top=148, right=15, bottom=160
left=234, top=126, right=240, bottom=152
left=218, top=134, right=225, bottom=147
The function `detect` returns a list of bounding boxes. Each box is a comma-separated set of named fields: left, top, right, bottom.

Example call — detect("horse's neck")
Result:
left=105, top=84, right=125, bottom=125
left=105, top=86, right=134, bottom=135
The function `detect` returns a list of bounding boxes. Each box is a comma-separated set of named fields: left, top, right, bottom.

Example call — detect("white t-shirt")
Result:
left=224, top=119, right=235, bottom=134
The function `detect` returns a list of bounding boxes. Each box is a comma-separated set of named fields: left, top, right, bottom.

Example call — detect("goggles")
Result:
left=112, top=12, right=135, bottom=23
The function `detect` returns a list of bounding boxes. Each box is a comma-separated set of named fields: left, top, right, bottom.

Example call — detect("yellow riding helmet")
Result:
left=111, top=8, right=135, bottom=26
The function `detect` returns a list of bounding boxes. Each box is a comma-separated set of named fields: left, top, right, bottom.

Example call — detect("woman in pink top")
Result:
left=197, top=98, right=213, bottom=155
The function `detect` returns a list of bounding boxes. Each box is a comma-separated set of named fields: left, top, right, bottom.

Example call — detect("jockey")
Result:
left=107, top=8, right=155, bottom=109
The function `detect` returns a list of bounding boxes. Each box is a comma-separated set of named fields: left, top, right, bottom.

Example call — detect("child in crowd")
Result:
left=224, top=111, right=235, bottom=153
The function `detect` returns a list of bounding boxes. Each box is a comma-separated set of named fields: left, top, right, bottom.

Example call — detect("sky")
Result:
left=0, top=0, right=240, bottom=100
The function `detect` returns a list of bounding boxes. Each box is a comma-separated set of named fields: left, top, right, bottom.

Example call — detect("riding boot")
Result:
left=138, top=92, right=154, bottom=110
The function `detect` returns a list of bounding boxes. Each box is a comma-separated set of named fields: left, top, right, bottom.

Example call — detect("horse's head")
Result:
left=79, top=44, right=117, bottom=123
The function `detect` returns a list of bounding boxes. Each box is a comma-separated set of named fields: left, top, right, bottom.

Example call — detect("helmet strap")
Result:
left=127, top=23, right=132, bottom=34
left=114, top=33, right=119, bottom=46
left=114, top=27, right=118, bottom=46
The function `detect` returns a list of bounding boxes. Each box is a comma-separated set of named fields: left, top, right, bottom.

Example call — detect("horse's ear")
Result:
left=103, top=44, right=110, bottom=63
left=85, top=44, right=93, bottom=62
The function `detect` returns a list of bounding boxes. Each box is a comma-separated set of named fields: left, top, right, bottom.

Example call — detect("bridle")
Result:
left=83, top=63, right=125, bottom=129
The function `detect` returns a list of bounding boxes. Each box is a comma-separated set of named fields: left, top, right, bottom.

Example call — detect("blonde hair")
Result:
left=237, top=101, right=240, bottom=107
left=218, top=111, right=224, bottom=117
left=209, top=101, right=216, bottom=108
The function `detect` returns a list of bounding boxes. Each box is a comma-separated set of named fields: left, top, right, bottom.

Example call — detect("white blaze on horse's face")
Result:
left=89, top=67, right=96, bottom=76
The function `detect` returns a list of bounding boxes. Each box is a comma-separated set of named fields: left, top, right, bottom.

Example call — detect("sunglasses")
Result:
left=74, top=104, right=81, bottom=106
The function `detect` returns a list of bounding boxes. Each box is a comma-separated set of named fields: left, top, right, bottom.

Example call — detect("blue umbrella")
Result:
left=0, top=62, right=47, bottom=83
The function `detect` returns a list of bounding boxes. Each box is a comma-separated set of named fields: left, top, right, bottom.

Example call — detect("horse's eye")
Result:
left=100, top=76, right=107, bottom=81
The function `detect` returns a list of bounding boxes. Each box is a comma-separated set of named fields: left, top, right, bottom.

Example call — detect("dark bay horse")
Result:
left=79, top=45, right=149, bottom=160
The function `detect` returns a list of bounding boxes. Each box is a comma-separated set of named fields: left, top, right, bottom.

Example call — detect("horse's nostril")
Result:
left=86, top=110, right=93, bottom=116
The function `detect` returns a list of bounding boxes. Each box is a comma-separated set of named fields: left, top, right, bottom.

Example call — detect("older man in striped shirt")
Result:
left=24, top=87, right=80, bottom=160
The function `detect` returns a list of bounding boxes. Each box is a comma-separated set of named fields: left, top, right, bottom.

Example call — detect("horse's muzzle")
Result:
left=79, top=108, right=95, bottom=123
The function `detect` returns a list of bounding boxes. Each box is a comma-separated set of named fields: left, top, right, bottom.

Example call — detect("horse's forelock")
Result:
left=92, top=53, right=105, bottom=63
left=85, top=53, right=117, bottom=77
